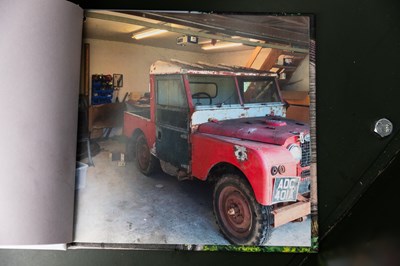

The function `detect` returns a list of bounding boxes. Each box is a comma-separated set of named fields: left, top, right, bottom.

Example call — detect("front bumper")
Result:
left=272, top=200, right=311, bottom=227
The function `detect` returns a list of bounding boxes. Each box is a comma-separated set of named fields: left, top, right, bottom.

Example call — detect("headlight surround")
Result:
left=287, top=144, right=302, bottom=162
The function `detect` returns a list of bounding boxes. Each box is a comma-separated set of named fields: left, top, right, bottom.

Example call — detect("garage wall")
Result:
left=85, top=38, right=206, bottom=99
left=282, top=55, right=310, bottom=92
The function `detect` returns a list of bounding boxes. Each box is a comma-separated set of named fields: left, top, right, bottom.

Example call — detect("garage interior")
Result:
left=74, top=11, right=312, bottom=247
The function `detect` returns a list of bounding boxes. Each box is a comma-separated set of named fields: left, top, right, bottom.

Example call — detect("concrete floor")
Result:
left=73, top=138, right=311, bottom=247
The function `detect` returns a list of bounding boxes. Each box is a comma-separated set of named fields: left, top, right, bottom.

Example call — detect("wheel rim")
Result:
left=218, top=186, right=252, bottom=239
left=137, top=138, right=150, bottom=170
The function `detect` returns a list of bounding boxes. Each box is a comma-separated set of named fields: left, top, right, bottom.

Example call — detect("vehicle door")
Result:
left=155, top=75, right=190, bottom=169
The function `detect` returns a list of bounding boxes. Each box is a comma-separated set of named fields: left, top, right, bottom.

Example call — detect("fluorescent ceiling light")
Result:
left=132, top=29, right=167, bottom=40
left=201, top=42, right=243, bottom=50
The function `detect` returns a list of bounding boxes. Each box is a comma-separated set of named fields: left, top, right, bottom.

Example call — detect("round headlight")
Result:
left=278, top=165, right=286, bottom=174
left=287, top=144, right=302, bottom=162
left=271, top=166, right=278, bottom=175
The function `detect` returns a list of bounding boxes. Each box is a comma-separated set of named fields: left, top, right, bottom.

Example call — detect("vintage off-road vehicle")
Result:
left=124, top=60, right=311, bottom=245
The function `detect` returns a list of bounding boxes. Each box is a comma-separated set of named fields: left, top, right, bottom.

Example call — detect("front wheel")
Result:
left=135, top=134, right=159, bottom=176
left=213, top=174, right=273, bottom=245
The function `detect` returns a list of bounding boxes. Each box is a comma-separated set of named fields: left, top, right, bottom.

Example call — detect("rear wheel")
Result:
left=213, top=174, right=273, bottom=245
left=135, top=134, right=159, bottom=175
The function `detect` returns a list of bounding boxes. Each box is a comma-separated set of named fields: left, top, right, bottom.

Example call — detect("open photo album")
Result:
left=0, top=0, right=317, bottom=252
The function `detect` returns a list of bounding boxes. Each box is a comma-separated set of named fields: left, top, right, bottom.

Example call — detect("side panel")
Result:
left=123, top=112, right=156, bottom=148
left=123, top=75, right=157, bottom=148
left=191, top=133, right=298, bottom=205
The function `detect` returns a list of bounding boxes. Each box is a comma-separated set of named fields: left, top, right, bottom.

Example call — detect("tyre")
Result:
left=125, top=135, right=136, bottom=162
left=135, top=134, right=159, bottom=176
left=213, top=174, right=273, bottom=245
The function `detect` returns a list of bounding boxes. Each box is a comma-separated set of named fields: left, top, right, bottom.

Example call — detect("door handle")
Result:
left=157, top=130, right=162, bottom=140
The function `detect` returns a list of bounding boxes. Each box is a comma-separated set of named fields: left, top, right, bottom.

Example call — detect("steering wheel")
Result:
left=192, top=92, right=212, bottom=105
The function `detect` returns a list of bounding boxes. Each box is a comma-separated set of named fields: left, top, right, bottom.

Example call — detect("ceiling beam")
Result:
left=260, top=49, right=282, bottom=71
left=85, top=11, right=309, bottom=53
left=245, top=46, right=263, bottom=68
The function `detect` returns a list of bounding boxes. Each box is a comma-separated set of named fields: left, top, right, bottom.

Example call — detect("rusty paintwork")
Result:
left=150, top=59, right=278, bottom=77
left=190, top=104, right=286, bottom=126
left=197, top=116, right=309, bottom=146
left=234, top=145, right=248, bottom=161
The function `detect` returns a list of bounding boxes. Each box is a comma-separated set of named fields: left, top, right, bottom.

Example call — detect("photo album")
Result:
left=0, top=0, right=317, bottom=252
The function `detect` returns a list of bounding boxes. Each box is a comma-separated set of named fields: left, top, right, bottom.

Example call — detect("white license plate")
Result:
left=272, top=177, right=300, bottom=204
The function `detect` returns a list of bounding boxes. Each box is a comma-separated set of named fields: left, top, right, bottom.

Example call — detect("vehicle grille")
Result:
left=300, top=140, right=311, bottom=167
left=298, top=177, right=311, bottom=194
